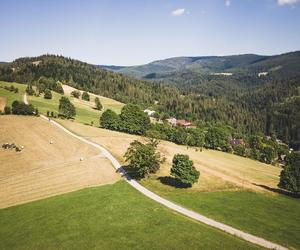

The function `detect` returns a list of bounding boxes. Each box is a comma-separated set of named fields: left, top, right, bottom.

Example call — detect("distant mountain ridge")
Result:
left=100, top=51, right=300, bottom=81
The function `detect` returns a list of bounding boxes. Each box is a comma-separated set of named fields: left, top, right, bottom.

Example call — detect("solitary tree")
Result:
left=124, top=139, right=165, bottom=178
left=278, top=152, right=300, bottom=194
left=171, top=154, right=200, bottom=186
left=59, top=96, right=76, bottom=119
left=44, top=89, right=52, bottom=99
left=82, top=91, right=90, bottom=101
left=95, top=97, right=103, bottom=110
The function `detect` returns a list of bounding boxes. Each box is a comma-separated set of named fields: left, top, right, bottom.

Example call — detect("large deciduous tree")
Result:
left=124, top=139, right=165, bottom=178
left=171, top=154, right=200, bottom=186
left=100, top=109, right=120, bottom=130
left=59, top=96, right=76, bottom=119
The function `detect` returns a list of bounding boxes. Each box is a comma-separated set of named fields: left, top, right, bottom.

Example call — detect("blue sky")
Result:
left=1, top=0, right=300, bottom=65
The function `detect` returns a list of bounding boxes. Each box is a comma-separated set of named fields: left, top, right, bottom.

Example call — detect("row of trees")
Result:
left=71, top=90, right=102, bottom=110
left=124, top=139, right=200, bottom=186
left=2, top=85, right=18, bottom=93
left=100, top=104, right=287, bottom=165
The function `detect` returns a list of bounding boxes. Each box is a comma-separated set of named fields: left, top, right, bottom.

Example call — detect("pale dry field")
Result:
left=62, top=84, right=124, bottom=113
left=59, top=120, right=281, bottom=192
left=0, top=116, right=120, bottom=208
left=0, top=97, right=6, bottom=111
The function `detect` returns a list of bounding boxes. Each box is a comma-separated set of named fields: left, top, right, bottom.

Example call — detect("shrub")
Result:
left=4, top=106, right=11, bottom=114
left=44, top=89, right=52, bottom=99
left=234, top=144, right=246, bottom=157
left=71, top=90, right=81, bottom=98
left=82, top=91, right=90, bottom=101
left=95, top=97, right=103, bottom=110
left=25, top=84, right=35, bottom=96
left=171, top=154, right=200, bottom=186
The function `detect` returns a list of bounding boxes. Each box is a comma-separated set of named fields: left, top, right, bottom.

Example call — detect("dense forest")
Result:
left=0, top=54, right=299, bottom=149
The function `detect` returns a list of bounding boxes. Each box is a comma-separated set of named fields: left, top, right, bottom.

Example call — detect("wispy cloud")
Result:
left=277, top=0, right=298, bottom=6
left=171, top=8, right=185, bottom=16
left=225, top=0, right=231, bottom=7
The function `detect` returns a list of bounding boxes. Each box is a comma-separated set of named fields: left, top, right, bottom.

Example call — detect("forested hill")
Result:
left=0, top=54, right=299, bottom=149
left=102, top=51, right=300, bottom=81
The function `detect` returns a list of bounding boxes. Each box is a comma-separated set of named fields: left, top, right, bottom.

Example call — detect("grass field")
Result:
left=0, top=181, right=261, bottom=250
left=58, top=119, right=280, bottom=192
left=0, top=116, right=119, bottom=208
left=63, top=84, right=124, bottom=114
left=0, top=81, right=26, bottom=108
left=141, top=180, right=300, bottom=249
left=0, top=81, right=124, bottom=126
left=58, top=120, right=300, bottom=249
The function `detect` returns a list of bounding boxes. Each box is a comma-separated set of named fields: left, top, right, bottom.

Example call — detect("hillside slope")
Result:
left=0, top=116, right=119, bottom=208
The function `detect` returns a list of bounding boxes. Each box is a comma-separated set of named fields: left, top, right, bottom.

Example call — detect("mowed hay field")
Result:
left=58, top=120, right=300, bottom=249
left=63, top=84, right=125, bottom=114
left=0, top=116, right=120, bottom=208
left=59, top=119, right=280, bottom=192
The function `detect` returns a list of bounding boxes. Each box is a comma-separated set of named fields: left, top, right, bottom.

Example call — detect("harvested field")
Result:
left=62, top=84, right=124, bottom=114
left=0, top=97, right=6, bottom=111
left=58, top=120, right=282, bottom=192
left=0, top=116, right=120, bottom=208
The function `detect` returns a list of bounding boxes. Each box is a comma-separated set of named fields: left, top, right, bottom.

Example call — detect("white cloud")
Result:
left=225, top=0, right=231, bottom=7
left=171, top=8, right=185, bottom=16
left=277, top=0, right=298, bottom=6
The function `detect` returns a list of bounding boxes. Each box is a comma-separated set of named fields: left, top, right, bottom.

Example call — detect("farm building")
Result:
left=144, top=109, right=156, bottom=116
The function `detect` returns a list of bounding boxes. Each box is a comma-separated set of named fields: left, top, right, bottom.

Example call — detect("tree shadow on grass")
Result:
left=158, top=176, right=192, bottom=189
left=252, top=183, right=300, bottom=198
left=121, top=165, right=142, bottom=180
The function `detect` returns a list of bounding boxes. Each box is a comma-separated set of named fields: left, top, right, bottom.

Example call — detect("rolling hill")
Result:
left=0, top=54, right=299, bottom=149
left=102, top=51, right=300, bottom=80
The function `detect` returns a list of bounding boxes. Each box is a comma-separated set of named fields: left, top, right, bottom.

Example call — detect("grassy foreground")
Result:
left=0, top=181, right=260, bottom=250
left=56, top=120, right=299, bottom=249
left=141, top=179, right=300, bottom=249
